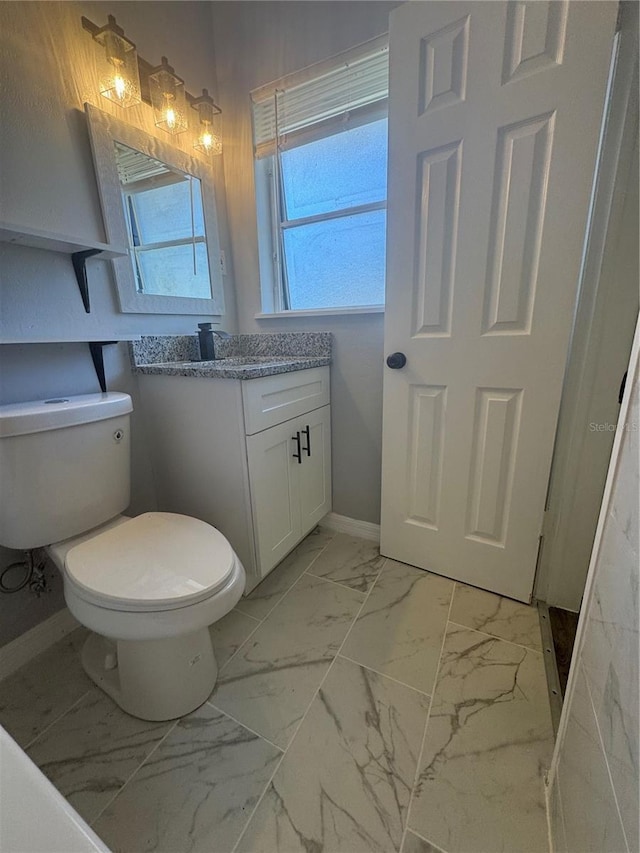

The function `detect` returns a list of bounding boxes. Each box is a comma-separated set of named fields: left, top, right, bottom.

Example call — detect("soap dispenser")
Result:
left=197, top=322, right=215, bottom=361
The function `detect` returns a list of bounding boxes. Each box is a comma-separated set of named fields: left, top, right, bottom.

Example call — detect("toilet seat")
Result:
left=64, top=512, right=236, bottom=613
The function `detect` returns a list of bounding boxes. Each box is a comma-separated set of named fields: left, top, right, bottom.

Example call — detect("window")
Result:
left=252, top=38, right=389, bottom=313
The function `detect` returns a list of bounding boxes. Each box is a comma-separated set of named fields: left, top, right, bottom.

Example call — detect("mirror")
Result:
left=86, top=103, right=224, bottom=315
left=115, top=143, right=212, bottom=300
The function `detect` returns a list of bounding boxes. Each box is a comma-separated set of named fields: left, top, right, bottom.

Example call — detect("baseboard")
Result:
left=321, top=512, right=381, bottom=542
left=0, top=608, right=79, bottom=681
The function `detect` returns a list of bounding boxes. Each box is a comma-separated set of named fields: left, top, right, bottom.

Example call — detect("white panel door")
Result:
left=381, top=1, right=617, bottom=601
left=247, top=419, right=302, bottom=576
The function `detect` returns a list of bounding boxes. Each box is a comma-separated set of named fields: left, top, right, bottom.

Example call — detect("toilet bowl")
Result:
left=47, top=512, right=245, bottom=721
left=0, top=392, right=246, bottom=722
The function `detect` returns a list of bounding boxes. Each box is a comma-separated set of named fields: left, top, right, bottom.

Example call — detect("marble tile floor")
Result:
left=0, top=527, right=554, bottom=853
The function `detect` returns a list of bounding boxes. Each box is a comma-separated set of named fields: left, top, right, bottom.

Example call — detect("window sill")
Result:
left=255, top=305, right=384, bottom=319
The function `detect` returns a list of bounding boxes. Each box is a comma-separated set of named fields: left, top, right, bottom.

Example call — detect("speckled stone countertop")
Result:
left=130, top=333, right=331, bottom=380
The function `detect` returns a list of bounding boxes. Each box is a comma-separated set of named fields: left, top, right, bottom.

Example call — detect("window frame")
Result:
left=252, top=40, right=389, bottom=317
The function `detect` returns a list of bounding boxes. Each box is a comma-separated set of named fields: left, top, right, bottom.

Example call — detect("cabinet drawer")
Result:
left=242, top=367, right=330, bottom=435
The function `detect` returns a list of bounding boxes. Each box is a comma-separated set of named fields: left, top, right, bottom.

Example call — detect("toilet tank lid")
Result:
left=0, top=393, right=133, bottom=438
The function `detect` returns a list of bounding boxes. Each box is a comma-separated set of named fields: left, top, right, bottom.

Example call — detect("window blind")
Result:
left=252, top=39, right=389, bottom=158
left=115, top=142, right=187, bottom=193
left=115, top=143, right=171, bottom=185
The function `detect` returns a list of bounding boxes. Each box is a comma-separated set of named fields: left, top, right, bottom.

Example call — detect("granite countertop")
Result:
left=133, top=355, right=331, bottom=380
left=129, top=333, right=332, bottom=381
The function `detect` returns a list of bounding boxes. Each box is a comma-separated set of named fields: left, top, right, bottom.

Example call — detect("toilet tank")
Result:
left=0, top=393, right=133, bottom=550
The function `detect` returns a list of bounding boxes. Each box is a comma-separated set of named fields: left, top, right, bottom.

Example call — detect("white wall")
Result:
left=548, top=323, right=639, bottom=852
left=0, top=0, right=399, bottom=646
left=0, top=0, right=237, bottom=341
left=210, top=1, right=400, bottom=525
left=0, top=1, right=235, bottom=645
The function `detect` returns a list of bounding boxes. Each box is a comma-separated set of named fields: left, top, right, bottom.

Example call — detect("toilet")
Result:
left=0, top=392, right=245, bottom=721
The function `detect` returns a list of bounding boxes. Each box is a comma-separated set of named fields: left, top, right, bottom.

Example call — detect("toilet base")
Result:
left=82, top=629, right=218, bottom=721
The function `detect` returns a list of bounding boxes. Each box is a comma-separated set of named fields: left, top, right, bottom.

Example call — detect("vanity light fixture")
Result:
left=91, top=15, right=141, bottom=108
left=191, top=89, right=222, bottom=155
left=148, top=57, right=188, bottom=135
left=83, top=15, right=223, bottom=155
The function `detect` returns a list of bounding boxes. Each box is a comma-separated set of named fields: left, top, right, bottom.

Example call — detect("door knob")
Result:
left=386, top=352, right=407, bottom=369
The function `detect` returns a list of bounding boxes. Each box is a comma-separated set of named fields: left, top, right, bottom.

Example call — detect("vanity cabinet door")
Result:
left=297, top=406, right=332, bottom=535
left=246, top=418, right=302, bottom=577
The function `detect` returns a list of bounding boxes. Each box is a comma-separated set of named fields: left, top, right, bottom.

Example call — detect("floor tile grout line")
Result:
left=297, top=530, right=341, bottom=580
left=405, top=825, right=449, bottom=853
left=218, top=615, right=265, bottom=675
left=232, top=602, right=263, bottom=619
left=306, top=527, right=338, bottom=560
left=205, top=699, right=285, bottom=754
left=231, top=529, right=336, bottom=628
left=336, top=653, right=432, bottom=699
left=304, top=533, right=385, bottom=594
left=300, top=528, right=337, bottom=577
left=229, top=608, right=262, bottom=624
left=446, top=619, right=544, bottom=654
left=401, top=582, right=456, bottom=853
left=237, top=533, right=344, bottom=626
left=229, top=730, right=287, bottom=853
left=323, top=559, right=387, bottom=662
left=218, top=534, right=337, bottom=673
left=23, top=687, right=94, bottom=751
left=304, top=569, right=368, bottom=596
left=230, top=557, right=387, bottom=853
left=214, top=530, right=352, bottom=847
left=88, top=718, right=180, bottom=830
left=243, top=550, right=326, bottom=621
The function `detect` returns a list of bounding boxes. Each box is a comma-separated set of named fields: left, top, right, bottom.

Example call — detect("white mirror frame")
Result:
left=85, top=103, right=225, bottom=316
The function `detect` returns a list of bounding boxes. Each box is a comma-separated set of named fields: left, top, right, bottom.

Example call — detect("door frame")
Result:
left=534, top=1, right=639, bottom=610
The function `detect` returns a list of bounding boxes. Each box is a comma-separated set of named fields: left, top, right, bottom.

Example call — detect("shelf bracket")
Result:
left=72, top=249, right=102, bottom=313
left=88, top=341, right=117, bottom=392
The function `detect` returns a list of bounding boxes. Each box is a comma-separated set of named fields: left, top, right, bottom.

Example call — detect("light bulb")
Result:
left=114, top=74, right=126, bottom=100
left=192, top=89, right=222, bottom=155
left=93, top=16, right=141, bottom=108
left=149, top=58, right=187, bottom=134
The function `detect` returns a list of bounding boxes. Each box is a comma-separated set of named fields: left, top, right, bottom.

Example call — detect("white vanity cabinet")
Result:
left=136, top=366, right=331, bottom=592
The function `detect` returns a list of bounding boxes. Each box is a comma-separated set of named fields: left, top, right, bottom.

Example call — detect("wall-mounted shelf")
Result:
left=0, top=221, right=128, bottom=314
left=0, top=335, right=142, bottom=344
left=88, top=341, right=118, bottom=392
left=0, top=222, right=127, bottom=257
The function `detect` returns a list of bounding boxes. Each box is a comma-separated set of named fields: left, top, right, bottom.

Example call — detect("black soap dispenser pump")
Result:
left=197, top=322, right=215, bottom=361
